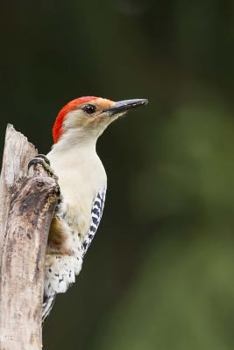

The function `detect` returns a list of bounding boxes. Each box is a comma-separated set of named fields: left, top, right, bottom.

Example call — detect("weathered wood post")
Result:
left=0, top=125, right=59, bottom=350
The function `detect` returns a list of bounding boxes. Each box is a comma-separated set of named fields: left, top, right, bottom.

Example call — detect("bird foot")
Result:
left=28, top=154, right=58, bottom=180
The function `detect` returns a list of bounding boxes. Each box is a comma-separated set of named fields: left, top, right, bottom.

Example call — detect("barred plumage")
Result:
left=82, top=189, right=106, bottom=254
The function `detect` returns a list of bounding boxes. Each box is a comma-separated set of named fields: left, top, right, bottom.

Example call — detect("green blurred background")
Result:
left=1, top=1, right=234, bottom=349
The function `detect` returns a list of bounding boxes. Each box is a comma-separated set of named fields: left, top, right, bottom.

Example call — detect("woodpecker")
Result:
left=36, top=96, right=148, bottom=320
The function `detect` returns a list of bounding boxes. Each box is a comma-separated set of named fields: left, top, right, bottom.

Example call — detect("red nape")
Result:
left=52, top=96, right=97, bottom=143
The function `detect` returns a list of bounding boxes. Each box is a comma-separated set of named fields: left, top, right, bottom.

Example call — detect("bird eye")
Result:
left=82, top=104, right=96, bottom=114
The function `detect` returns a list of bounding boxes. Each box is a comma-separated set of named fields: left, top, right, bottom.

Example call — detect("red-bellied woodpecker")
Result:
left=35, top=96, right=148, bottom=320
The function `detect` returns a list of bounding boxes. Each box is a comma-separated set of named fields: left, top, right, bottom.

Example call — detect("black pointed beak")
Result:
left=104, top=98, right=148, bottom=116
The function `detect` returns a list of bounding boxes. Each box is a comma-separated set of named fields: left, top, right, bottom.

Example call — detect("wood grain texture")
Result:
left=0, top=124, right=37, bottom=257
left=0, top=125, right=59, bottom=350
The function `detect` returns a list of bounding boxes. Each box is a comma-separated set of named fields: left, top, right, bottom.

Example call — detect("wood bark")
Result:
left=0, top=125, right=59, bottom=350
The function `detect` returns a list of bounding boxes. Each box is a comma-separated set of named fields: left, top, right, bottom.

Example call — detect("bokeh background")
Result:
left=1, top=1, right=234, bottom=349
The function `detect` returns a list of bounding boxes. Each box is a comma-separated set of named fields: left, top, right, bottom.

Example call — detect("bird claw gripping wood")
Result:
left=28, top=154, right=59, bottom=181
left=28, top=154, right=62, bottom=212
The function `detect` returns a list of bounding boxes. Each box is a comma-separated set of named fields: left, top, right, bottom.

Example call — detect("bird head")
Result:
left=52, top=96, right=148, bottom=145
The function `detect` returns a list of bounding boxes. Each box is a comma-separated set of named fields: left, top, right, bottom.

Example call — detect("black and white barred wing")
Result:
left=82, top=188, right=106, bottom=254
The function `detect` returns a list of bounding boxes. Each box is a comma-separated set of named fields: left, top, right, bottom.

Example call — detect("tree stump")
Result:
left=0, top=125, right=59, bottom=350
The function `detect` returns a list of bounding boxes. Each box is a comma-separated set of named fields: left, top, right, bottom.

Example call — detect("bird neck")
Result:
left=51, top=130, right=97, bottom=155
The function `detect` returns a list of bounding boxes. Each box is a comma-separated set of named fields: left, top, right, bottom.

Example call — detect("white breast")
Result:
left=47, top=144, right=107, bottom=237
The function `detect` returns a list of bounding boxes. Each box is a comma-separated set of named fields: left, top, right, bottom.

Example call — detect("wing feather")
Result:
left=82, top=188, right=106, bottom=254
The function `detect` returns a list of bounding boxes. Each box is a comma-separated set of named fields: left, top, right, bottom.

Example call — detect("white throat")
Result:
left=50, top=128, right=98, bottom=155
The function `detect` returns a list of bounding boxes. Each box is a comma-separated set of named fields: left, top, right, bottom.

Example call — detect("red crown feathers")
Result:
left=52, top=96, right=97, bottom=143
